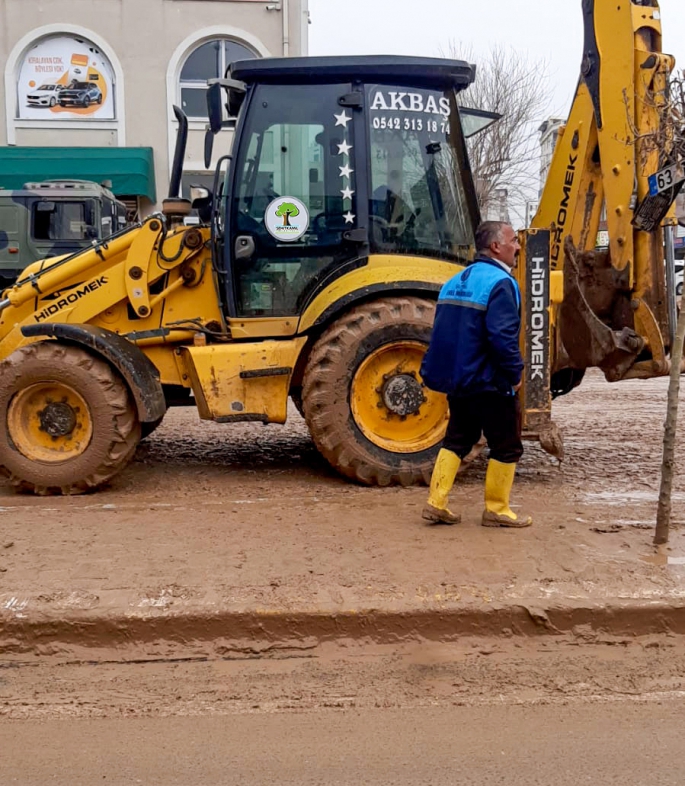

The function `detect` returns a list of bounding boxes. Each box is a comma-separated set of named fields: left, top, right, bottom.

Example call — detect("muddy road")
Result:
left=4, top=372, right=685, bottom=738
left=2, top=370, right=685, bottom=621
left=5, top=697, right=685, bottom=785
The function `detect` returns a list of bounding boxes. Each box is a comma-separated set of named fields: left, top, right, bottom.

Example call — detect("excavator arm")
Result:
left=530, top=0, right=678, bottom=385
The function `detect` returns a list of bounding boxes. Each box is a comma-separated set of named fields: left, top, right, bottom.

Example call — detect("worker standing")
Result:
left=420, top=221, right=532, bottom=528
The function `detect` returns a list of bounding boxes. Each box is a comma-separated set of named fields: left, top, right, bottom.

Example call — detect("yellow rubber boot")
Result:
left=422, top=449, right=461, bottom=525
left=482, top=459, right=532, bottom=528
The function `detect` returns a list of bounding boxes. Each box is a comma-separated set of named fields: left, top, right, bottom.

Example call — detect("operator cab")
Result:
left=206, top=56, right=481, bottom=319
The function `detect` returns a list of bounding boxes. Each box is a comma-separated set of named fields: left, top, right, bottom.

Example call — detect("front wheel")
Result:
left=302, top=297, right=448, bottom=486
left=0, top=342, right=141, bottom=494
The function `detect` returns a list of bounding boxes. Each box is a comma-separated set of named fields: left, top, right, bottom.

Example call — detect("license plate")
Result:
left=648, top=164, right=684, bottom=196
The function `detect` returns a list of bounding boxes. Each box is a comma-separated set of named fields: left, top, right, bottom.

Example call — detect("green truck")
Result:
left=0, top=180, right=128, bottom=288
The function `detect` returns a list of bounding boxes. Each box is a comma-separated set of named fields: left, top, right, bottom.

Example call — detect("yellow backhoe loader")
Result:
left=0, top=0, right=680, bottom=495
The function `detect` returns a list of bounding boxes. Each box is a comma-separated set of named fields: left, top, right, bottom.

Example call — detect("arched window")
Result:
left=180, top=39, right=257, bottom=120
left=17, top=34, right=117, bottom=120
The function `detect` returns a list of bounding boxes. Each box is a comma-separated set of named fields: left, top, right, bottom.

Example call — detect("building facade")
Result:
left=0, top=0, right=309, bottom=216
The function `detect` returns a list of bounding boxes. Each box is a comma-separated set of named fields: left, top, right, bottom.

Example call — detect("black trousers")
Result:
left=443, top=392, right=523, bottom=464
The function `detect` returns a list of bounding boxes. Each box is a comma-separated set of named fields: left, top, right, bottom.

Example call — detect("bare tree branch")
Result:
left=443, top=43, right=551, bottom=222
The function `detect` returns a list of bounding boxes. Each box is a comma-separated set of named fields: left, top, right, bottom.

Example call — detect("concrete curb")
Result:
left=3, top=600, right=685, bottom=657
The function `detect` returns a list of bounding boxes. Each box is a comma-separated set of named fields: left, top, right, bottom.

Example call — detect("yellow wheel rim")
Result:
left=350, top=341, right=448, bottom=454
left=7, top=382, right=93, bottom=463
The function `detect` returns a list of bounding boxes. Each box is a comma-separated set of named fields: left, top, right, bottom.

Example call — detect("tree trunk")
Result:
left=655, top=303, right=685, bottom=544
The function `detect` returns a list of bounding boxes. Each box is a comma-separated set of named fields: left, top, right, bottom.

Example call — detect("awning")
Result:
left=0, top=147, right=156, bottom=202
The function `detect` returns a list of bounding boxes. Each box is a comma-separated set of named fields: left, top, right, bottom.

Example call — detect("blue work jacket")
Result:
left=420, top=255, right=524, bottom=397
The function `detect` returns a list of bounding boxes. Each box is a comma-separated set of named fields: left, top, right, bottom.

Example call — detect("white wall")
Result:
left=0, top=0, right=308, bottom=203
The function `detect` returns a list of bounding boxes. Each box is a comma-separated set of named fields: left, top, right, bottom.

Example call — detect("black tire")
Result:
left=0, top=342, right=141, bottom=495
left=49, top=97, right=56, bottom=107
left=140, top=416, right=164, bottom=441
left=83, top=97, right=90, bottom=107
left=97, top=94, right=103, bottom=105
left=302, top=296, right=445, bottom=487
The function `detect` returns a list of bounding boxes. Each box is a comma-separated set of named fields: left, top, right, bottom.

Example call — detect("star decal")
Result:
left=339, top=164, right=353, bottom=179
left=343, top=211, right=356, bottom=224
left=334, top=111, right=352, bottom=128
left=337, top=140, right=353, bottom=156
left=341, top=186, right=355, bottom=200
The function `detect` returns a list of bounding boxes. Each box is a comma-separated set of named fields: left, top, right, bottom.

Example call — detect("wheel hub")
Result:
left=349, top=340, right=448, bottom=454
left=39, top=401, right=77, bottom=438
left=381, top=374, right=425, bottom=417
left=7, top=381, right=93, bottom=463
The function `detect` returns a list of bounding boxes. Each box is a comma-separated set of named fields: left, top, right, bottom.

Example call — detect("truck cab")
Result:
left=0, top=179, right=128, bottom=288
left=208, top=57, right=482, bottom=323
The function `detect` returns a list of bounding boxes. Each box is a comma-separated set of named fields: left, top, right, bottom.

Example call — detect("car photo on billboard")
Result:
left=26, top=84, right=64, bottom=107
left=58, top=81, right=103, bottom=108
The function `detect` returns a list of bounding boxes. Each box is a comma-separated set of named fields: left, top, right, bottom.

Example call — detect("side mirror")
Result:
left=226, top=88, right=244, bottom=118
left=190, top=185, right=213, bottom=225
left=204, top=127, right=215, bottom=169
left=189, top=186, right=211, bottom=207
left=207, top=83, right=223, bottom=134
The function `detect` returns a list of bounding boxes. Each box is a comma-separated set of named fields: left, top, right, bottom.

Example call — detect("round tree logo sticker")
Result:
left=264, top=197, right=309, bottom=242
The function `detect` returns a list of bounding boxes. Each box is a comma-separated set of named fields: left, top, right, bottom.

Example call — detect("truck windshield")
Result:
left=366, top=84, right=475, bottom=262
left=32, top=200, right=97, bottom=242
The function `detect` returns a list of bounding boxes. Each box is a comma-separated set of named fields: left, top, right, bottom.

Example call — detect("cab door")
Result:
left=228, top=82, right=367, bottom=320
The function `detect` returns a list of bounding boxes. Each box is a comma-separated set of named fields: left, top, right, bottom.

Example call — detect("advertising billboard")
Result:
left=17, top=36, right=115, bottom=120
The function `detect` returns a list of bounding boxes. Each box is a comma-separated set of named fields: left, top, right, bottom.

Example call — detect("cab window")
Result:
left=231, top=83, right=354, bottom=317
left=32, top=200, right=97, bottom=242
left=366, top=84, right=474, bottom=261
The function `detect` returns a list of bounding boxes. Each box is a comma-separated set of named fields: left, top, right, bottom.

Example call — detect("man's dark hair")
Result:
left=475, top=221, right=508, bottom=252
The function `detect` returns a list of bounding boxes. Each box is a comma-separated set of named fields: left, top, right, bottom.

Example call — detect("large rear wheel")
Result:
left=302, top=297, right=448, bottom=486
left=0, top=342, right=141, bottom=494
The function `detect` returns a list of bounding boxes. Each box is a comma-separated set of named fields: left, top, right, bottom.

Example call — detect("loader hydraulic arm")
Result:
left=532, top=0, right=678, bottom=384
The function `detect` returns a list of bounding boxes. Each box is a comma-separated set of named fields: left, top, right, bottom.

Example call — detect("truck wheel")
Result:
left=302, top=296, right=448, bottom=486
left=0, top=342, right=141, bottom=495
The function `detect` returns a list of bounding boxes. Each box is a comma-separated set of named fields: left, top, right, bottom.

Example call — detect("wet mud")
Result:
left=2, top=370, right=685, bottom=657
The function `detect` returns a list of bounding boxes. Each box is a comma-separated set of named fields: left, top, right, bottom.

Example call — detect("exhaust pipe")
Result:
left=168, top=105, right=188, bottom=199
left=164, top=106, right=192, bottom=225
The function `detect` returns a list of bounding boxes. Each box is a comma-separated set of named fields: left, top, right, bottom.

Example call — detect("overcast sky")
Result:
left=309, top=0, right=685, bottom=119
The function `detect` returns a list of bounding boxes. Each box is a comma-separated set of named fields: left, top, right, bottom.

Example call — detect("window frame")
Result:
left=179, top=38, right=257, bottom=121
left=30, top=198, right=97, bottom=242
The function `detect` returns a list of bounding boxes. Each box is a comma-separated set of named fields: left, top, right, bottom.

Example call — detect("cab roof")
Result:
left=231, top=56, right=475, bottom=91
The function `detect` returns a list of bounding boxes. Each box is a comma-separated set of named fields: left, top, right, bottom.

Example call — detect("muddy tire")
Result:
left=0, top=342, right=141, bottom=495
left=302, top=297, right=448, bottom=486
